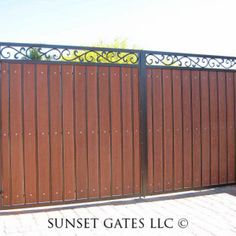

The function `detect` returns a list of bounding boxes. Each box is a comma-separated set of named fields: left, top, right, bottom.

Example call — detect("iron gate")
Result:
left=0, top=43, right=235, bottom=209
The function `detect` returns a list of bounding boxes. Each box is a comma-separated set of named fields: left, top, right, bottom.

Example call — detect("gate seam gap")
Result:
left=97, top=66, right=101, bottom=199
left=21, top=64, right=26, bottom=204
left=47, top=64, right=52, bottom=203
left=72, top=65, right=77, bottom=200
left=131, top=67, right=135, bottom=195
left=60, top=65, right=65, bottom=202
left=119, top=66, right=124, bottom=196
left=108, top=67, right=112, bottom=197
left=34, top=64, right=39, bottom=204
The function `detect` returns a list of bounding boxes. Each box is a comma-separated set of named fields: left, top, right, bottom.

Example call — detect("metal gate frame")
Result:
left=0, top=42, right=236, bottom=209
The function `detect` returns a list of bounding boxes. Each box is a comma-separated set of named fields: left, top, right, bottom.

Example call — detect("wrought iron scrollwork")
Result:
left=0, top=43, right=139, bottom=65
left=1, top=43, right=236, bottom=70
left=145, top=52, right=236, bottom=70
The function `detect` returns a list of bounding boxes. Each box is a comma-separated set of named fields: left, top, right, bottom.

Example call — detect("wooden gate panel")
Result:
left=172, top=69, right=183, bottom=190
left=36, top=64, right=50, bottom=203
left=226, top=72, right=235, bottom=183
left=200, top=71, right=210, bottom=187
left=75, top=65, right=88, bottom=199
left=49, top=64, right=63, bottom=202
left=23, top=64, right=37, bottom=204
left=110, top=67, right=122, bottom=196
left=1, top=63, right=11, bottom=206
left=98, top=67, right=111, bottom=197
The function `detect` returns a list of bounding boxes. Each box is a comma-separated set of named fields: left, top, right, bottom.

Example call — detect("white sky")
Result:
left=0, top=0, right=236, bottom=56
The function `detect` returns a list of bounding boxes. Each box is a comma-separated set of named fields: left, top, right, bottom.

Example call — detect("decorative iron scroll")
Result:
left=0, top=43, right=139, bottom=65
left=145, top=52, right=236, bottom=70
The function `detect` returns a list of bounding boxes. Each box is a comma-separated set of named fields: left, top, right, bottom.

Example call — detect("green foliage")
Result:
left=28, top=48, right=42, bottom=60
left=63, top=38, right=138, bottom=64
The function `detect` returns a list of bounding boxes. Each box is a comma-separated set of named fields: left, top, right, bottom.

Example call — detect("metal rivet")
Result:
left=14, top=70, right=17, bottom=73
left=3, top=133, right=7, bottom=136
left=16, top=195, right=19, bottom=198
left=104, top=130, right=106, bottom=133
left=54, top=131, right=57, bottom=135
left=126, top=130, right=128, bottom=133
left=79, top=72, right=82, bottom=75
left=67, top=131, right=70, bottom=135
left=91, top=73, right=94, bottom=75
left=43, top=193, right=45, bottom=195
left=68, top=190, right=71, bottom=193
left=81, top=189, right=83, bottom=192
left=104, top=187, right=107, bottom=190
left=42, top=132, right=45, bottom=135
left=54, top=72, right=57, bottom=74
left=93, top=189, right=95, bottom=192
left=116, top=187, right=119, bottom=189
left=41, top=71, right=44, bottom=74
left=29, top=193, right=32, bottom=196
left=15, top=133, right=18, bottom=136
left=102, top=73, right=105, bottom=76
left=92, top=130, right=94, bottom=134
left=56, top=192, right=58, bottom=194
left=5, top=196, right=8, bottom=199
left=28, top=71, right=30, bottom=74
left=79, top=131, right=82, bottom=134
left=128, top=185, right=130, bottom=188
left=29, top=132, right=31, bottom=135
left=114, top=73, right=117, bottom=76
left=3, top=70, right=6, bottom=73
left=115, top=130, right=118, bottom=133
left=135, top=129, right=138, bottom=132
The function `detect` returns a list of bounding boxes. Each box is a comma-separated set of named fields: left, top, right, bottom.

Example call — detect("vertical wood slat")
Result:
left=218, top=72, right=227, bottom=184
left=49, top=65, right=63, bottom=202
left=23, top=64, right=37, bottom=204
left=132, top=67, right=141, bottom=194
left=200, top=71, right=210, bottom=187
left=36, top=64, right=50, bottom=203
left=99, top=67, right=111, bottom=197
left=209, top=71, right=219, bottom=185
left=163, top=69, right=173, bottom=191
left=146, top=68, right=153, bottom=193
left=182, top=70, right=192, bottom=189
left=226, top=72, right=235, bottom=183
left=152, top=69, right=164, bottom=193
left=62, top=65, right=76, bottom=201
left=1, top=63, right=11, bottom=206
left=191, top=70, right=201, bottom=188
left=10, top=64, right=25, bottom=205
left=121, top=67, right=133, bottom=195
left=172, top=69, right=183, bottom=190
left=87, top=66, right=99, bottom=198
left=75, top=66, right=88, bottom=199
left=110, top=67, right=122, bottom=196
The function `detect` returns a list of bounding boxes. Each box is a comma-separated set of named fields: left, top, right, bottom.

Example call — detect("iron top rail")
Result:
left=0, top=42, right=236, bottom=70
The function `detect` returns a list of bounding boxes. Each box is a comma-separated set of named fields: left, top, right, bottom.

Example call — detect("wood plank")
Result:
left=23, top=64, right=37, bottom=204
left=49, top=64, right=63, bottom=202
left=10, top=64, right=25, bottom=205
left=152, top=68, right=163, bottom=193
left=163, top=69, right=173, bottom=191
left=209, top=71, right=219, bottom=185
left=121, top=67, right=133, bottom=195
left=98, top=67, right=111, bottom=197
left=87, top=66, right=99, bottom=198
left=110, top=67, right=122, bottom=196
left=36, top=64, right=50, bottom=202
left=132, top=67, right=141, bottom=194
left=226, top=72, right=235, bottom=183
left=146, top=68, right=153, bottom=193
left=182, top=70, right=192, bottom=189
left=1, top=63, right=11, bottom=206
left=200, top=71, right=210, bottom=187
left=62, top=65, right=76, bottom=200
left=191, top=70, right=201, bottom=187
left=218, top=72, right=227, bottom=184
left=172, top=69, right=183, bottom=190
left=75, top=66, right=88, bottom=199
